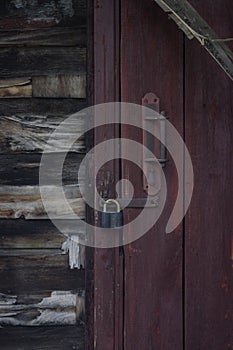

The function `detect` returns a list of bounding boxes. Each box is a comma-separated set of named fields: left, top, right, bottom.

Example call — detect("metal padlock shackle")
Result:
left=103, top=199, right=121, bottom=213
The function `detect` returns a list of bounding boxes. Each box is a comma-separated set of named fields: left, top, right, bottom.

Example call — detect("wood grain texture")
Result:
left=0, top=115, right=85, bottom=154
left=0, top=253, right=85, bottom=294
left=0, top=325, right=84, bottom=350
left=0, top=221, right=86, bottom=265
left=33, top=75, right=86, bottom=98
left=0, top=78, right=32, bottom=98
left=0, top=153, right=85, bottom=185
left=0, top=26, right=86, bottom=47
left=0, top=47, right=86, bottom=77
left=0, top=185, right=84, bottom=219
left=0, top=99, right=87, bottom=116
left=0, top=290, right=84, bottom=326
left=121, top=0, right=184, bottom=349
left=85, top=1, right=95, bottom=348
left=0, top=219, right=77, bottom=236
left=92, top=1, right=123, bottom=350
left=0, top=0, right=86, bottom=29
left=0, top=229, right=66, bottom=248
left=185, top=1, right=233, bottom=349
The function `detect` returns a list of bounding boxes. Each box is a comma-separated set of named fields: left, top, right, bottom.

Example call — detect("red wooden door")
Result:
left=90, top=0, right=233, bottom=349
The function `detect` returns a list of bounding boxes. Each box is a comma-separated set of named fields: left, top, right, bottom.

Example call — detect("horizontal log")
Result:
left=0, top=249, right=63, bottom=257
left=0, top=290, right=84, bottom=326
left=0, top=185, right=85, bottom=219
left=0, top=47, right=86, bottom=77
left=0, top=221, right=66, bottom=248
left=0, top=0, right=86, bottom=29
left=0, top=114, right=85, bottom=153
left=0, top=220, right=86, bottom=269
left=0, top=78, right=32, bottom=98
left=0, top=218, right=85, bottom=237
left=0, top=26, right=86, bottom=47
left=0, top=252, right=74, bottom=268
left=32, top=75, right=86, bottom=98
left=0, top=153, right=85, bottom=185
left=0, top=246, right=85, bottom=269
left=0, top=254, right=85, bottom=294
left=0, top=98, right=87, bottom=116
left=0, top=325, right=84, bottom=350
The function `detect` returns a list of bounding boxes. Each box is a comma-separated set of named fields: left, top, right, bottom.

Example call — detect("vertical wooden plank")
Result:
left=85, top=0, right=95, bottom=348
left=121, top=0, right=184, bottom=349
left=91, top=0, right=123, bottom=349
left=185, top=1, right=233, bottom=349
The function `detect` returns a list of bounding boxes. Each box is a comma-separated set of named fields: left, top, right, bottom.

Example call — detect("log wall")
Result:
left=0, top=1, right=87, bottom=349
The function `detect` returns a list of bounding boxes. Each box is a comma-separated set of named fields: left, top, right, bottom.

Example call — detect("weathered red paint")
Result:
left=121, top=0, right=184, bottom=349
left=90, top=0, right=233, bottom=349
left=88, top=1, right=123, bottom=350
left=185, top=1, right=233, bottom=349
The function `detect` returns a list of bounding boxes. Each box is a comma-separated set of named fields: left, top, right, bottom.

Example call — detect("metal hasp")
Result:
left=153, top=0, right=233, bottom=81
left=142, top=93, right=168, bottom=197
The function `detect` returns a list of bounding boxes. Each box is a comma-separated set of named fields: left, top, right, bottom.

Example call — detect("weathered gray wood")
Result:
left=153, top=0, right=233, bottom=80
left=0, top=233, right=66, bottom=249
left=0, top=153, right=85, bottom=185
left=0, top=78, right=32, bottom=98
left=0, top=115, right=85, bottom=154
left=0, top=47, right=86, bottom=77
left=32, top=75, right=86, bottom=98
left=0, top=254, right=85, bottom=293
left=0, top=247, right=85, bottom=269
left=0, top=325, right=85, bottom=350
left=0, top=26, right=86, bottom=47
left=0, top=290, right=84, bottom=326
left=0, top=185, right=84, bottom=219
left=0, top=99, right=87, bottom=116
left=0, top=0, right=86, bottom=29
left=0, top=249, right=63, bottom=257
left=0, top=220, right=85, bottom=240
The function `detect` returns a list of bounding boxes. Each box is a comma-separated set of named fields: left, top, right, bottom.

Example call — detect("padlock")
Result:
left=101, top=199, right=123, bottom=229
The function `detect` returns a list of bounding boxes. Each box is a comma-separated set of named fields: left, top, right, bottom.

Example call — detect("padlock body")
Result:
left=101, top=211, right=123, bottom=228
left=101, top=211, right=111, bottom=228
left=110, top=211, right=123, bottom=228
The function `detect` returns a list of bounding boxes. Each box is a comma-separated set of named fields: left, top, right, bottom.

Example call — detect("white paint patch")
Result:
left=62, top=235, right=85, bottom=269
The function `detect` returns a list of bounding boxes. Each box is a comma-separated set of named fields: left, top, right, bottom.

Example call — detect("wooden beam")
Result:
left=153, top=0, right=233, bottom=81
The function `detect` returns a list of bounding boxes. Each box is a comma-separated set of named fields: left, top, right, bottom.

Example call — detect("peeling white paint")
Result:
left=62, top=235, right=85, bottom=269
